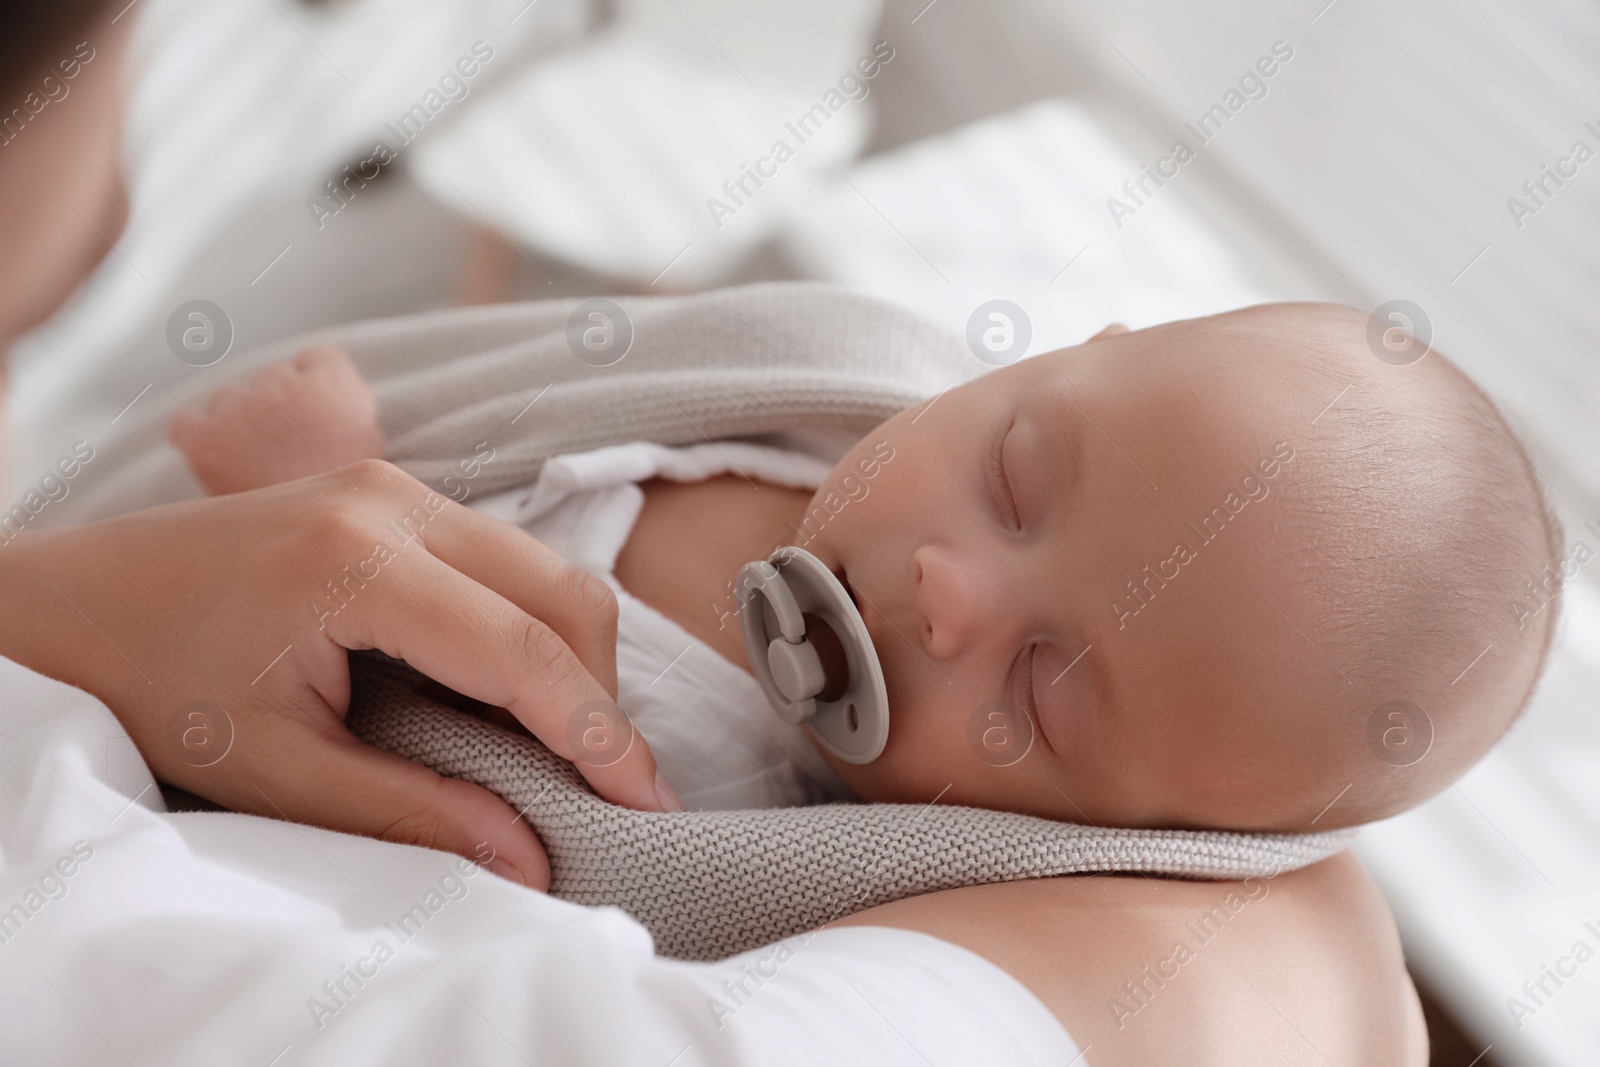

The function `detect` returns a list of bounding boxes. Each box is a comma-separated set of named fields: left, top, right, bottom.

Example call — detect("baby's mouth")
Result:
left=836, top=566, right=862, bottom=614
left=836, top=567, right=879, bottom=650
left=833, top=566, right=888, bottom=705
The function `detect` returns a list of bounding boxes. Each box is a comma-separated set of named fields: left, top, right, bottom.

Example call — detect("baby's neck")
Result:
left=613, top=474, right=815, bottom=675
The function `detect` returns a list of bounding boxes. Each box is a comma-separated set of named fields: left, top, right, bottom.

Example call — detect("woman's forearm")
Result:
left=832, top=851, right=1426, bottom=1066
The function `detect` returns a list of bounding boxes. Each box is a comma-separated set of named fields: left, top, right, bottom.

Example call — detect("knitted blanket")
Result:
left=65, top=283, right=1353, bottom=961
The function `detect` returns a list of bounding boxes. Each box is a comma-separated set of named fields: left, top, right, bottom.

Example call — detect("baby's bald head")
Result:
left=1203, top=303, right=1562, bottom=826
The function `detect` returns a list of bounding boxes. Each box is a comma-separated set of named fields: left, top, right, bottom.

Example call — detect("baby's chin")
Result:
left=803, top=727, right=917, bottom=804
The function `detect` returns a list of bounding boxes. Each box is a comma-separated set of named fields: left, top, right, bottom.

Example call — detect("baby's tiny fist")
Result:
left=168, top=344, right=385, bottom=495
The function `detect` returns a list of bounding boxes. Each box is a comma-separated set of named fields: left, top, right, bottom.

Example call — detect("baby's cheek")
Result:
left=864, top=693, right=989, bottom=803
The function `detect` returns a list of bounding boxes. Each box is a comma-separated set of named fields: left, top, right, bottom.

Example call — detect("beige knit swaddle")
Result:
left=62, top=283, right=1354, bottom=962
left=347, top=653, right=1349, bottom=961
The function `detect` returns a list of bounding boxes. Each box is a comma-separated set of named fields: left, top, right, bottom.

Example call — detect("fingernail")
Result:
left=483, top=856, right=525, bottom=886
left=654, top=772, right=685, bottom=813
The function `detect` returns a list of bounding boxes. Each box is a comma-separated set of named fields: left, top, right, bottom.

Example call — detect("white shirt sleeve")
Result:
left=0, top=657, right=1081, bottom=1066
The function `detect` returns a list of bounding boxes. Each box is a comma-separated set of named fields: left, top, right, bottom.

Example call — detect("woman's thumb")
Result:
left=235, top=728, right=551, bottom=890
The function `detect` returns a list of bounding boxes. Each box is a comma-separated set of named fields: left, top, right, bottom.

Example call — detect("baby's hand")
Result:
left=168, top=344, right=385, bottom=495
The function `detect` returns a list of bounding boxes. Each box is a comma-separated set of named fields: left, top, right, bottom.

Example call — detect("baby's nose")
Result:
left=912, top=544, right=995, bottom=660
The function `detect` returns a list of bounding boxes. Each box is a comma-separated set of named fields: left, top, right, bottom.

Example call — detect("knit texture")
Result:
left=62, top=283, right=977, bottom=522
left=347, top=654, right=1351, bottom=961
left=63, top=284, right=1355, bottom=961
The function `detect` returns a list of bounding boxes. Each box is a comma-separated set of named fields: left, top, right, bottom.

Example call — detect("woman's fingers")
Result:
left=0, top=460, right=672, bottom=891
left=417, top=500, right=620, bottom=699
left=240, top=718, right=551, bottom=890
left=319, top=498, right=672, bottom=814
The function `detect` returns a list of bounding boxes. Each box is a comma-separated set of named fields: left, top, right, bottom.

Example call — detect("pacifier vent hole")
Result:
left=847, top=703, right=859, bottom=731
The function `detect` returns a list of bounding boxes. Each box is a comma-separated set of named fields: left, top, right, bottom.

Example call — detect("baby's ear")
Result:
left=1088, top=323, right=1130, bottom=341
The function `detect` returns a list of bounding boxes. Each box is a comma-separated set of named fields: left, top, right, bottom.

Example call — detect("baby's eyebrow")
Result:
left=1033, top=638, right=1119, bottom=763
left=1039, top=640, right=1119, bottom=755
left=1043, top=381, right=1087, bottom=503
left=1085, top=646, right=1120, bottom=726
left=1040, top=381, right=1115, bottom=727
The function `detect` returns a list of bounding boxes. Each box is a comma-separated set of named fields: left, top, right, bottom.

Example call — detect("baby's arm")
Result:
left=167, top=344, right=384, bottom=494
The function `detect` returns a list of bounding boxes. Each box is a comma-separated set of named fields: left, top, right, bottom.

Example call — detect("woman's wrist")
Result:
left=0, top=525, right=117, bottom=701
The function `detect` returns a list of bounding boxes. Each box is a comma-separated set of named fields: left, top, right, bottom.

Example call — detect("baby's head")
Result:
left=796, top=303, right=1562, bottom=832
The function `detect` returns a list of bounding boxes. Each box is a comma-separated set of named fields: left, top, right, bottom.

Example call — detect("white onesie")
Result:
left=472, top=440, right=853, bottom=812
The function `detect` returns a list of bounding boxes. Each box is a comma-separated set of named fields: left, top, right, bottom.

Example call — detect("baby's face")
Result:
left=797, top=319, right=1366, bottom=832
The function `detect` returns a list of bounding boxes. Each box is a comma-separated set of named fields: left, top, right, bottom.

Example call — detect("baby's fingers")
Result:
left=292, top=342, right=356, bottom=374
left=166, top=405, right=207, bottom=450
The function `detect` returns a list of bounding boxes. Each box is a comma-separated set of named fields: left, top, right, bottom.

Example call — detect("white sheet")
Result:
left=0, top=656, right=1080, bottom=1065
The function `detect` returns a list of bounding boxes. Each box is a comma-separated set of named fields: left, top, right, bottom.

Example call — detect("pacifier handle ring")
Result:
left=738, top=559, right=805, bottom=644
left=737, top=557, right=818, bottom=726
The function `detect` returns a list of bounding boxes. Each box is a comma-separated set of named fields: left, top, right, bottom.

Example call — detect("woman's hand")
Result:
left=0, top=460, right=677, bottom=888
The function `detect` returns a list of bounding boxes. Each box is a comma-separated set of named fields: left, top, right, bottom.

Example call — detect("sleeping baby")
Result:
left=167, top=301, right=1561, bottom=834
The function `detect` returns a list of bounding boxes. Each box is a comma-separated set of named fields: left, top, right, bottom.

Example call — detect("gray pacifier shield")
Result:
left=737, top=547, right=890, bottom=764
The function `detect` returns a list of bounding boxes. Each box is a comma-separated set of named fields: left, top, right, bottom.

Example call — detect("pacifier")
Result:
left=736, top=547, right=889, bottom=764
